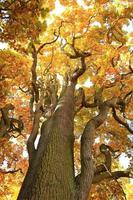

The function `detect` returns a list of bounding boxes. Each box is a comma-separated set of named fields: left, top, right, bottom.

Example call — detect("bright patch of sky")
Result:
left=46, top=0, right=91, bottom=25
left=106, top=74, right=115, bottom=83
left=57, top=73, right=64, bottom=85
left=77, top=0, right=88, bottom=9
left=94, top=137, right=100, bottom=144
left=94, top=137, right=110, bottom=145
left=128, top=134, right=133, bottom=142
left=0, top=42, right=8, bottom=49
left=53, top=0, right=65, bottom=15
left=119, top=153, right=130, bottom=169
left=83, top=78, right=93, bottom=88
left=23, top=150, right=28, bottom=158
left=123, top=20, right=133, bottom=33
left=75, top=84, right=81, bottom=90
left=76, top=78, right=93, bottom=89
left=10, top=137, right=19, bottom=144
left=90, top=21, right=101, bottom=28
left=127, top=119, right=133, bottom=130
left=0, top=160, right=8, bottom=169
left=104, top=138, right=110, bottom=144
left=46, top=0, right=65, bottom=25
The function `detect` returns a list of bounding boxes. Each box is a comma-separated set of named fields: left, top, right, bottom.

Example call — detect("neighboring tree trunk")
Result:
left=17, top=84, right=76, bottom=200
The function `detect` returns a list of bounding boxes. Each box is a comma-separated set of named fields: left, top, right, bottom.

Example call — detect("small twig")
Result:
left=103, top=164, right=127, bottom=200
left=0, top=168, right=23, bottom=174
left=19, top=86, right=30, bottom=94
left=112, top=107, right=133, bottom=134
left=37, top=21, right=63, bottom=54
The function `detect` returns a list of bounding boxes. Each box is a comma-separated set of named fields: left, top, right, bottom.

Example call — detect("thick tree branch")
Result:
left=31, top=44, right=39, bottom=103
left=77, top=143, right=131, bottom=187
left=71, top=57, right=87, bottom=83
left=0, top=104, right=14, bottom=137
left=76, top=95, right=118, bottom=200
left=61, top=35, right=91, bottom=59
left=61, top=35, right=91, bottom=60
left=93, top=171, right=131, bottom=184
left=95, top=144, right=112, bottom=174
left=75, top=88, right=97, bottom=114
left=65, top=51, right=91, bottom=59
left=77, top=170, right=131, bottom=185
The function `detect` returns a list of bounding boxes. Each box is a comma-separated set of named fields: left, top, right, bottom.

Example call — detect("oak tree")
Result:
left=0, top=0, right=133, bottom=200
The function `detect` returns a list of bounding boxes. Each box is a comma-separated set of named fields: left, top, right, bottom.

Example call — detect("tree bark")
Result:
left=16, top=46, right=129, bottom=200
left=17, top=83, right=76, bottom=200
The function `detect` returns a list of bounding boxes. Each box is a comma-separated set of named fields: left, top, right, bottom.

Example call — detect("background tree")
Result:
left=0, top=0, right=133, bottom=200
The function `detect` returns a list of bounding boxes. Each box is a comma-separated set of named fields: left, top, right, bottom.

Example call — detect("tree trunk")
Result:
left=17, top=84, right=76, bottom=200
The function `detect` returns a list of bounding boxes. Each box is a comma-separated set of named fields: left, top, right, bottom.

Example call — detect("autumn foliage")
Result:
left=0, top=0, right=133, bottom=200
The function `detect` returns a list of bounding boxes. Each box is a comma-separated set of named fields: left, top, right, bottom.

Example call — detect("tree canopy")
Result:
left=0, top=0, right=133, bottom=199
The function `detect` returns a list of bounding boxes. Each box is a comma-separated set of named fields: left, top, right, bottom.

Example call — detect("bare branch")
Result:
left=19, top=86, right=30, bottom=94
left=124, top=91, right=133, bottom=101
left=0, top=104, right=14, bottom=137
left=93, top=171, right=131, bottom=184
left=112, top=107, right=133, bottom=134
left=37, top=22, right=63, bottom=54
left=73, top=15, right=96, bottom=40
left=75, top=88, right=97, bottom=114
left=71, top=57, right=87, bottom=83
left=0, top=76, right=7, bottom=81
left=31, top=44, right=39, bottom=103
left=76, top=96, right=118, bottom=200
left=0, top=168, right=23, bottom=174
left=9, top=116, right=24, bottom=133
